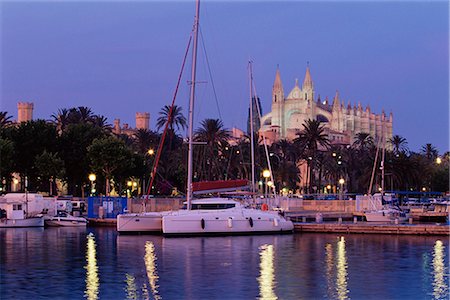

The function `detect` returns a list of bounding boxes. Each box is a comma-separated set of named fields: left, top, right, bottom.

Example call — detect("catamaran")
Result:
left=161, top=0, right=293, bottom=235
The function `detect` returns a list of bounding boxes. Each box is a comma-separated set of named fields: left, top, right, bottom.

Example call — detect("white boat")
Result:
left=0, top=200, right=44, bottom=228
left=117, top=211, right=167, bottom=233
left=163, top=198, right=293, bottom=235
left=159, top=0, right=293, bottom=236
left=44, top=211, right=88, bottom=227
left=365, top=207, right=408, bottom=222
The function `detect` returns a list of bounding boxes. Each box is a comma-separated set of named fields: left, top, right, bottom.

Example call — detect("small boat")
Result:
left=162, top=198, right=293, bottom=235
left=0, top=201, right=44, bottom=228
left=364, top=206, right=409, bottom=222
left=44, top=211, right=88, bottom=227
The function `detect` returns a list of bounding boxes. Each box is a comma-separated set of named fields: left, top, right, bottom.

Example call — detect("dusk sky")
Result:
left=1, top=0, right=448, bottom=153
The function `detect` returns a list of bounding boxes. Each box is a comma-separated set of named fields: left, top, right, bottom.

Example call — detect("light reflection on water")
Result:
left=258, top=244, right=277, bottom=300
left=1, top=228, right=449, bottom=299
left=144, top=241, right=161, bottom=300
left=85, top=233, right=99, bottom=300
left=336, top=236, right=349, bottom=300
left=432, top=240, right=449, bottom=299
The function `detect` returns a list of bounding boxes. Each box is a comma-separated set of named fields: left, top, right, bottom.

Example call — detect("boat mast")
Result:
left=380, top=123, right=386, bottom=196
left=248, top=61, right=256, bottom=201
left=186, top=0, right=200, bottom=210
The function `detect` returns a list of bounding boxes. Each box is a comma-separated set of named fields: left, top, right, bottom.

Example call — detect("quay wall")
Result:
left=294, top=223, right=449, bottom=236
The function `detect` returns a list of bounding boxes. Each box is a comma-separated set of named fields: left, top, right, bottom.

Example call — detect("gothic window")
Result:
left=305, top=93, right=307, bottom=100
left=274, top=95, right=277, bottom=102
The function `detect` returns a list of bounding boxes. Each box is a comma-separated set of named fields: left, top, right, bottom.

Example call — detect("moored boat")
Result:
left=44, top=211, right=88, bottom=227
left=0, top=199, right=44, bottom=228
left=162, top=198, right=293, bottom=235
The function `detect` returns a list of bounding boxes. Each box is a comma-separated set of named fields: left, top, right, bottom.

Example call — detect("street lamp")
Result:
left=263, top=169, right=271, bottom=198
left=148, top=148, right=155, bottom=156
left=89, top=174, right=96, bottom=196
left=436, top=157, right=442, bottom=165
left=338, top=178, right=345, bottom=200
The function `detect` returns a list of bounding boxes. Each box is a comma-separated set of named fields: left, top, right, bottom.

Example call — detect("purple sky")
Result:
left=1, top=1, right=448, bottom=153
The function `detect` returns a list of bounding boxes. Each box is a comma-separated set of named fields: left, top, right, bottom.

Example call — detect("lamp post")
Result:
left=263, top=169, right=271, bottom=198
left=338, top=178, right=345, bottom=200
left=89, top=174, right=96, bottom=196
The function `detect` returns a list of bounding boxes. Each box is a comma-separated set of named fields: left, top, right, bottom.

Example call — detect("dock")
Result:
left=294, top=222, right=449, bottom=236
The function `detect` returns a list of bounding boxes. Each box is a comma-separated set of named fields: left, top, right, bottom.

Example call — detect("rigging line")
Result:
left=145, top=33, right=193, bottom=200
left=199, top=24, right=223, bottom=121
left=251, top=71, right=277, bottom=197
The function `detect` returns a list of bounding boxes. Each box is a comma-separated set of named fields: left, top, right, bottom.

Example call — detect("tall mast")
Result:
left=248, top=61, right=256, bottom=200
left=381, top=123, right=386, bottom=195
left=186, top=0, right=200, bottom=210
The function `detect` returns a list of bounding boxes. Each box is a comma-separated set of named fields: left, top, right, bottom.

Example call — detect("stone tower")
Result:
left=135, top=112, right=150, bottom=130
left=17, top=102, right=33, bottom=123
left=271, top=67, right=285, bottom=138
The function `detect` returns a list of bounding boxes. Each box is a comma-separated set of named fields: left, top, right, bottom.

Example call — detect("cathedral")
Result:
left=259, top=67, right=393, bottom=146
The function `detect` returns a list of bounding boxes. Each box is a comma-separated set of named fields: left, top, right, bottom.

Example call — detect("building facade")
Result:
left=259, top=67, right=393, bottom=146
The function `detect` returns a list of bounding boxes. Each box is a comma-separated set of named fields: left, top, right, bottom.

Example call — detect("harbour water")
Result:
left=1, top=227, right=448, bottom=299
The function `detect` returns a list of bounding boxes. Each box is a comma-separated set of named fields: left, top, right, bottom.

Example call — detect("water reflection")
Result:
left=125, top=274, right=138, bottom=300
left=144, top=241, right=161, bottom=300
left=85, top=233, right=99, bottom=300
left=325, top=243, right=334, bottom=298
left=432, top=240, right=448, bottom=299
left=258, top=244, right=277, bottom=300
left=336, top=236, right=349, bottom=300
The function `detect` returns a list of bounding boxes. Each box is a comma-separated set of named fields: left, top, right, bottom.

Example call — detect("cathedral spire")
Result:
left=273, top=66, right=284, bottom=92
left=332, top=90, right=340, bottom=107
left=272, top=66, right=284, bottom=103
left=302, top=65, right=313, bottom=90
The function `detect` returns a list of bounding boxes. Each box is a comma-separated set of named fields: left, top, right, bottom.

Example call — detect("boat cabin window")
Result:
left=183, top=203, right=236, bottom=210
left=13, top=204, right=22, bottom=211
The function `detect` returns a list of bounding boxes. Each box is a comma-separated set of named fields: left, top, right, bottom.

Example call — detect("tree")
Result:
left=58, top=123, right=107, bottom=196
left=353, top=132, right=374, bottom=151
left=156, top=105, right=187, bottom=132
left=389, top=135, right=408, bottom=155
left=0, top=112, right=13, bottom=129
left=0, top=138, right=14, bottom=192
left=11, top=120, right=58, bottom=191
left=88, top=136, right=135, bottom=196
left=294, top=119, right=330, bottom=193
left=194, top=119, right=230, bottom=181
left=421, top=143, right=438, bottom=160
left=34, top=151, right=65, bottom=195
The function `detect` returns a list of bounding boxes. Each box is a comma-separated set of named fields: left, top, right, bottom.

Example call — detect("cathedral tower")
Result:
left=271, top=67, right=285, bottom=137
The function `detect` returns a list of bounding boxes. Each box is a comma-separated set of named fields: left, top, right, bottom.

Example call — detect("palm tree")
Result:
left=156, top=105, right=187, bottom=132
left=194, top=119, right=230, bottom=181
left=421, top=143, right=438, bottom=160
left=91, top=115, right=112, bottom=132
left=352, top=132, right=374, bottom=151
left=389, top=135, right=408, bottom=155
left=0, top=112, right=13, bottom=129
left=51, top=108, right=70, bottom=134
left=294, top=119, right=330, bottom=193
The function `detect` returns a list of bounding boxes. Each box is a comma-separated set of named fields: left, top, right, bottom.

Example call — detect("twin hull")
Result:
left=117, top=209, right=294, bottom=235
left=162, top=209, right=294, bottom=235
left=117, top=212, right=164, bottom=233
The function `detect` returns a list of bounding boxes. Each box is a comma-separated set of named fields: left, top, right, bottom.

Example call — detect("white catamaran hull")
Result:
left=0, top=217, right=44, bottom=228
left=117, top=212, right=165, bottom=233
left=162, top=209, right=293, bottom=235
